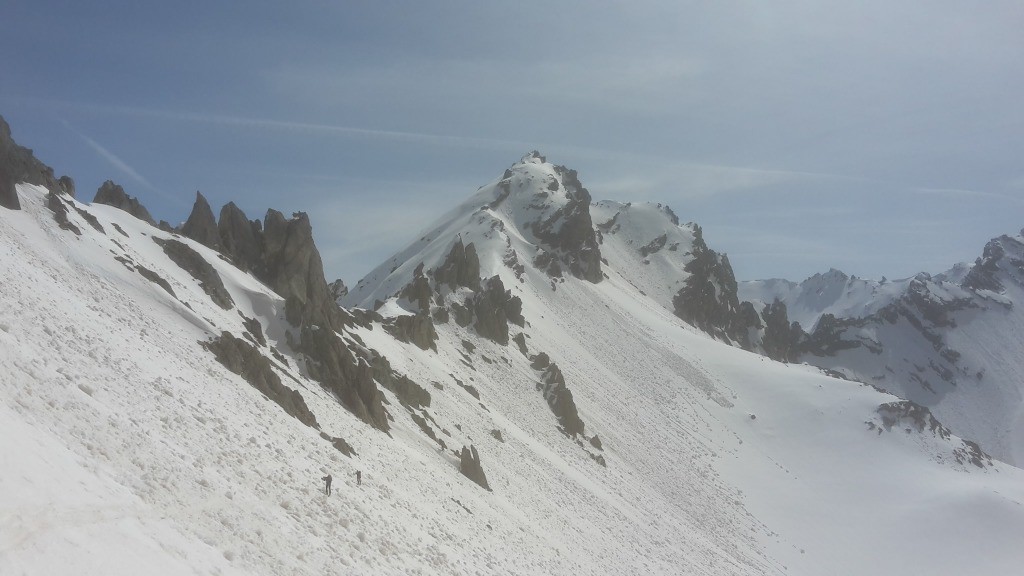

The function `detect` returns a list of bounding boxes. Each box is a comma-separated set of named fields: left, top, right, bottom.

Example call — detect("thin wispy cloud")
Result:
left=43, top=98, right=536, bottom=153
left=910, top=187, right=1023, bottom=204
left=61, top=120, right=156, bottom=190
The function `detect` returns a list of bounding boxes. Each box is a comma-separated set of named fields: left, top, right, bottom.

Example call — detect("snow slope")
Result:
left=4, top=160, right=1024, bottom=576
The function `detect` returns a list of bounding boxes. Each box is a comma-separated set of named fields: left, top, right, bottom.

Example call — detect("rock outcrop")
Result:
left=672, top=224, right=756, bottom=344
left=152, top=237, right=235, bottom=310
left=93, top=180, right=155, bottom=225
left=180, top=191, right=221, bottom=250
left=262, top=210, right=341, bottom=329
left=530, top=352, right=586, bottom=437
left=434, top=239, right=481, bottom=291
left=218, top=202, right=264, bottom=275
left=529, top=160, right=603, bottom=283
left=328, top=279, right=348, bottom=302
left=760, top=299, right=801, bottom=363
left=458, top=444, right=491, bottom=491
left=470, top=276, right=524, bottom=346
left=202, top=331, right=319, bottom=428
left=383, top=313, right=438, bottom=351
left=0, top=115, right=72, bottom=210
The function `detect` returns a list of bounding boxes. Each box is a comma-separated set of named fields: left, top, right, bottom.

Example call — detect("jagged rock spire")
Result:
left=180, top=191, right=221, bottom=250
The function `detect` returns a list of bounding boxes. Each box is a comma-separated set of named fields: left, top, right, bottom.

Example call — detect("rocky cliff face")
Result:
left=218, top=201, right=265, bottom=275
left=672, top=224, right=756, bottom=345
left=212, top=204, right=393, bottom=432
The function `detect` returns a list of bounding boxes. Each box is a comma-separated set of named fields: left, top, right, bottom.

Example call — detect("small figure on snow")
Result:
left=356, top=470, right=361, bottom=486
left=322, top=473, right=333, bottom=495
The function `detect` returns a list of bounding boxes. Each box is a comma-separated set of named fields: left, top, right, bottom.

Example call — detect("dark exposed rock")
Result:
left=451, top=302, right=473, bottom=327
left=457, top=381, right=480, bottom=399
left=471, top=276, right=524, bottom=345
left=218, top=202, right=264, bottom=275
left=877, top=400, right=949, bottom=438
left=153, top=237, right=235, bottom=310
left=433, top=239, right=481, bottom=291
left=319, top=431, right=356, bottom=457
left=180, top=191, right=221, bottom=250
left=905, top=275, right=974, bottom=328
left=93, top=180, right=155, bottom=225
left=366, top=352, right=431, bottom=409
left=383, top=312, right=438, bottom=351
left=761, top=299, right=801, bottom=363
left=662, top=204, right=680, bottom=226
left=963, top=238, right=1006, bottom=292
left=58, top=175, right=75, bottom=198
left=411, top=412, right=445, bottom=448
left=639, top=234, right=668, bottom=257
left=503, top=248, right=526, bottom=280
left=400, top=271, right=433, bottom=311
left=533, top=251, right=563, bottom=279
left=529, top=164, right=603, bottom=283
left=262, top=210, right=342, bottom=330
left=432, top=306, right=450, bottom=324
left=490, top=429, right=505, bottom=443
left=801, top=313, right=860, bottom=356
left=135, top=265, right=176, bottom=298
left=73, top=205, right=104, bottom=234
left=458, top=445, right=491, bottom=491
left=46, top=192, right=81, bottom=235
left=589, top=435, right=603, bottom=451
left=512, top=332, right=529, bottom=357
left=873, top=400, right=992, bottom=467
left=241, top=314, right=267, bottom=347
left=538, top=359, right=585, bottom=437
left=298, top=331, right=390, bottom=432
left=202, top=331, right=319, bottom=428
left=328, top=279, right=348, bottom=302
left=0, top=115, right=71, bottom=210
left=672, top=225, right=755, bottom=344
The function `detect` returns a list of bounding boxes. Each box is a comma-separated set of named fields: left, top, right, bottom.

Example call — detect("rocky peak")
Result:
left=672, top=224, right=748, bottom=342
left=523, top=159, right=603, bottom=283
left=433, top=238, right=481, bottom=291
left=180, top=191, right=221, bottom=250
left=962, top=235, right=1024, bottom=292
left=0, top=115, right=72, bottom=210
left=93, top=180, right=155, bottom=225
left=218, top=202, right=264, bottom=275
left=262, top=210, right=341, bottom=330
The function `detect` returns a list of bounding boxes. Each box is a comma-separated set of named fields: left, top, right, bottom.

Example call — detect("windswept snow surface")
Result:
left=4, top=178, right=1024, bottom=576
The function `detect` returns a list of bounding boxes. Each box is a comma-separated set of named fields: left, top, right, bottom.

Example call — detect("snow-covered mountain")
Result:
left=741, top=237, right=1024, bottom=466
left=3, top=120, right=1024, bottom=576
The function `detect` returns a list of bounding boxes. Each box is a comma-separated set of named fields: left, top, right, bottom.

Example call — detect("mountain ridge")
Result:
left=3, top=116, right=1024, bottom=575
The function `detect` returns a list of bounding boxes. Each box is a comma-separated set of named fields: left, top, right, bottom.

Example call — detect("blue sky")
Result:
left=3, top=1, right=1023, bottom=284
